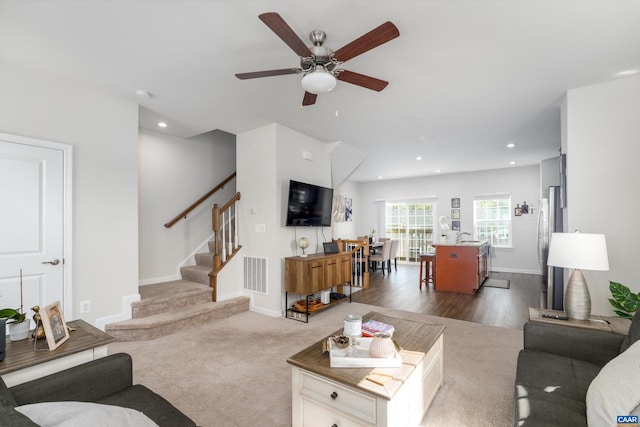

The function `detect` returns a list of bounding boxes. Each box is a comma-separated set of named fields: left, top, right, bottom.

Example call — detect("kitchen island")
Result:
left=434, top=240, right=490, bottom=294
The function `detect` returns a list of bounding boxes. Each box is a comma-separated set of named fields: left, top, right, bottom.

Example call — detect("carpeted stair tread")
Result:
left=194, top=253, right=213, bottom=267
left=106, top=296, right=250, bottom=341
left=180, top=265, right=211, bottom=285
left=133, top=280, right=212, bottom=319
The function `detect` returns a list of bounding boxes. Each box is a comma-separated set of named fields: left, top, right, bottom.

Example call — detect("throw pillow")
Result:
left=15, top=401, right=159, bottom=427
left=620, top=309, right=640, bottom=353
left=586, top=339, right=640, bottom=427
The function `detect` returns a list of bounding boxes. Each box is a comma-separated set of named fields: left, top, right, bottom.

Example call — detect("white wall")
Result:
left=138, top=128, right=236, bottom=284
left=332, top=180, right=360, bottom=240
left=0, top=65, right=139, bottom=326
left=237, top=124, right=332, bottom=316
left=357, top=166, right=542, bottom=273
left=564, top=75, right=640, bottom=315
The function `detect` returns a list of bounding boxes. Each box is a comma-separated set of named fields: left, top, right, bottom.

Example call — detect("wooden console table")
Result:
left=0, top=319, right=114, bottom=387
left=288, top=312, right=445, bottom=426
left=285, top=252, right=352, bottom=322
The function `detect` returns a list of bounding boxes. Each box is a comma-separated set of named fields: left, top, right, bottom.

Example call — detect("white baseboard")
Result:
left=138, top=274, right=180, bottom=286
left=95, top=293, right=140, bottom=331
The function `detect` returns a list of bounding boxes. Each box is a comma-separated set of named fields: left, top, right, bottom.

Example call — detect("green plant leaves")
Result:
left=0, top=307, right=26, bottom=323
left=609, top=281, right=640, bottom=319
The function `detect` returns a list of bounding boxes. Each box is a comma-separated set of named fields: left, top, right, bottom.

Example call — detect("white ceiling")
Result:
left=2, top=1, right=639, bottom=182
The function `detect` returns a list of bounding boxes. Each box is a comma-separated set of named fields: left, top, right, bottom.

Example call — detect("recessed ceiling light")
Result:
left=377, top=176, right=382, bottom=180
left=506, top=143, right=516, bottom=148
left=435, top=169, right=441, bottom=173
left=335, top=110, right=339, bottom=117
left=509, top=161, right=517, bottom=165
left=416, top=156, right=422, bottom=161
left=158, top=122, right=168, bottom=128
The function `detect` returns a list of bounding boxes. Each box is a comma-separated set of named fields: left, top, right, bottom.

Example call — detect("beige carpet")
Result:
left=109, top=302, right=523, bottom=427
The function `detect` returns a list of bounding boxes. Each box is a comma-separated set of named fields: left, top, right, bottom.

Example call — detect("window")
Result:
left=473, top=195, right=512, bottom=247
left=385, top=201, right=436, bottom=262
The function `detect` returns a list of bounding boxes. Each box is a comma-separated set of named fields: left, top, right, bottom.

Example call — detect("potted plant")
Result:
left=0, top=269, right=30, bottom=341
left=609, top=281, right=639, bottom=319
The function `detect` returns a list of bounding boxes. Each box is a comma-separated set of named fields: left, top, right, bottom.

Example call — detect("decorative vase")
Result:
left=369, top=332, right=396, bottom=359
left=9, top=321, right=29, bottom=341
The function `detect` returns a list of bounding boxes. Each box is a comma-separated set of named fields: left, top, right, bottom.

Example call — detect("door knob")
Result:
left=42, top=258, right=60, bottom=266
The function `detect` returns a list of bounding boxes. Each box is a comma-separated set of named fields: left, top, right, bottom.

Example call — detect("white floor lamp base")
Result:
left=564, top=269, right=591, bottom=320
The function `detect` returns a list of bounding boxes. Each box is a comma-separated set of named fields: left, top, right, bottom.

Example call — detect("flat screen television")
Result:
left=285, top=180, right=334, bottom=227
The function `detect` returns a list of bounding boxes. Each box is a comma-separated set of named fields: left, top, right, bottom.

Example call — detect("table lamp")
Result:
left=547, top=231, right=609, bottom=320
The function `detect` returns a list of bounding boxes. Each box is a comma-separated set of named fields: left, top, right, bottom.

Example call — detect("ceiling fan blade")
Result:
left=337, top=70, right=389, bottom=92
left=259, top=12, right=313, bottom=58
left=333, top=21, right=399, bottom=63
left=235, top=68, right=301, bottom=80
left=302, top=92, right=318, bottom=106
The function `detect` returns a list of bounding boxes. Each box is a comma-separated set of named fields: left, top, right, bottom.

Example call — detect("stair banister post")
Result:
left=234, top=200, right=239, bottom=250
left=212, top=204, right=222, bottom=271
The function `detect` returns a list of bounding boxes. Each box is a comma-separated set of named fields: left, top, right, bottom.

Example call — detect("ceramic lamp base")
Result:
left=564, top=269, right=591, bottom=321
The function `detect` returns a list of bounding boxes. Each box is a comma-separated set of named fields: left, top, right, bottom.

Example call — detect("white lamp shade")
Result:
left=301, top=68, right=336, bottom=94
left=547, top=232, right=609, bottom=271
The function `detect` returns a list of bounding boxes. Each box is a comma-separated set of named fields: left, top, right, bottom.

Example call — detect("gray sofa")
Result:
left=514, top=310, right=640, bottom=426
left=1, top=352, right=196, bottom=427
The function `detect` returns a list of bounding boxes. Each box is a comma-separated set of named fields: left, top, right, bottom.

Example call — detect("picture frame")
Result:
left=451, top=198, right=460, bottom=209
left=451, top=209, right=460, bottom=220
left=40, top=301, right=70, bottom=350
left=451, top=220, right=461, bottom=231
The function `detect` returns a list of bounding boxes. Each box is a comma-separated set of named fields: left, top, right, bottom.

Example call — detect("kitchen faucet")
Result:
left=456, top=231, right=472, bottom=243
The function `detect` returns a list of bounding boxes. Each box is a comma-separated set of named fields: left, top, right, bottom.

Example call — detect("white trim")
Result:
left=138, top=274, right=180, bottom=286
left=95, top=293, right=140, bottom=331
left=0, top=133, right=73, bottom=318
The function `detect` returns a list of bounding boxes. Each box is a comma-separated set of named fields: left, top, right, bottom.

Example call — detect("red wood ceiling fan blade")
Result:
left=302, top=92, right=318, bottom=106
left=337, top=70, right=389, bottom=92
left=259, top=12, right=313, bottom=58
left=333, top=21, right=399, bottom=63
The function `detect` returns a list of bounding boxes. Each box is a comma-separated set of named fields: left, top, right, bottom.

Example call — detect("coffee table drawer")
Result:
left=302, top=398, right=372, bottom=427
left=299, top=370, right=377, bottom=424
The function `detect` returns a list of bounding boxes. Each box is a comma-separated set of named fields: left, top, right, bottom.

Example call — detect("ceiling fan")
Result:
left=235, top=12, right=400, bottom=106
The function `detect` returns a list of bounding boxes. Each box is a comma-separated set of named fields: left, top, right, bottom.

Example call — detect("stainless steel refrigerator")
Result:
left=538, top=186, right=564, bottom=310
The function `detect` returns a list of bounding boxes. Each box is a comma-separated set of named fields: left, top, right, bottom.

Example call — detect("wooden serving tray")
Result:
left=294, top=299, right=324, bottom=312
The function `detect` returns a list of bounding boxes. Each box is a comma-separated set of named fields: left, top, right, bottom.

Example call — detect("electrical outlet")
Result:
left=79, top=300, right=91, bottom=313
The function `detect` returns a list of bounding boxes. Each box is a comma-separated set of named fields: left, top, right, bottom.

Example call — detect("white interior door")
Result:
left=0, top=137, right=66, bottom=327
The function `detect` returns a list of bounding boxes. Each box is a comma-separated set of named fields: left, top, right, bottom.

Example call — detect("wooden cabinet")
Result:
left=285, top=252, right=352, bottom=321
left=435, top=242, right=490, bottom=294
left=285, top=252, right=352, bottom=294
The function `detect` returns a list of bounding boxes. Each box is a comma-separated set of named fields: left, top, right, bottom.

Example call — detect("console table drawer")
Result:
left=300, top=370, right=376, bottom=424
left=302, top=398, right=372, bottom=427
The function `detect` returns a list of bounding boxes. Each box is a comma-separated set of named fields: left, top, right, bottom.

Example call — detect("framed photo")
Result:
left=451, top=209, right=460, bottom=220
left=451, top=198, right=460, bottom=209
left=40, top=301, right=70, bottom=350
left=451, top=220, right=461, bottom=231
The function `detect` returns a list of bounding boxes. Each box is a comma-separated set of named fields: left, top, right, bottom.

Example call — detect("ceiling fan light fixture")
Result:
left=301, top=67, right=336, bottom=94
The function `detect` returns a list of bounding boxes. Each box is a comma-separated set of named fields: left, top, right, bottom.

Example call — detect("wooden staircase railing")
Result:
left=164, top=172, right=236, bottom=228
left=333, top=238, right=370, bottom=290
left=208, top=192, right=242, bottom=301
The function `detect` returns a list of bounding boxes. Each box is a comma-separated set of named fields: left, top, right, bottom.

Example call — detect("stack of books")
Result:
left=361, top=319, right=395, bottom=337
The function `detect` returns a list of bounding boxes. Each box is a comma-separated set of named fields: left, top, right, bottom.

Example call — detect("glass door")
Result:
left=385, top=201, right=435, bottom=263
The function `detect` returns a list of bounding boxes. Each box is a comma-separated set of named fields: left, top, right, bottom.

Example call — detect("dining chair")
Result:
left=369, top=240, right=392, bottom=275
left=389, top=239, right=400, bottom=272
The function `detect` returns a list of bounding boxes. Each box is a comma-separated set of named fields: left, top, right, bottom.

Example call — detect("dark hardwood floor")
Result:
left=350, top=264, right=545, bottom=329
